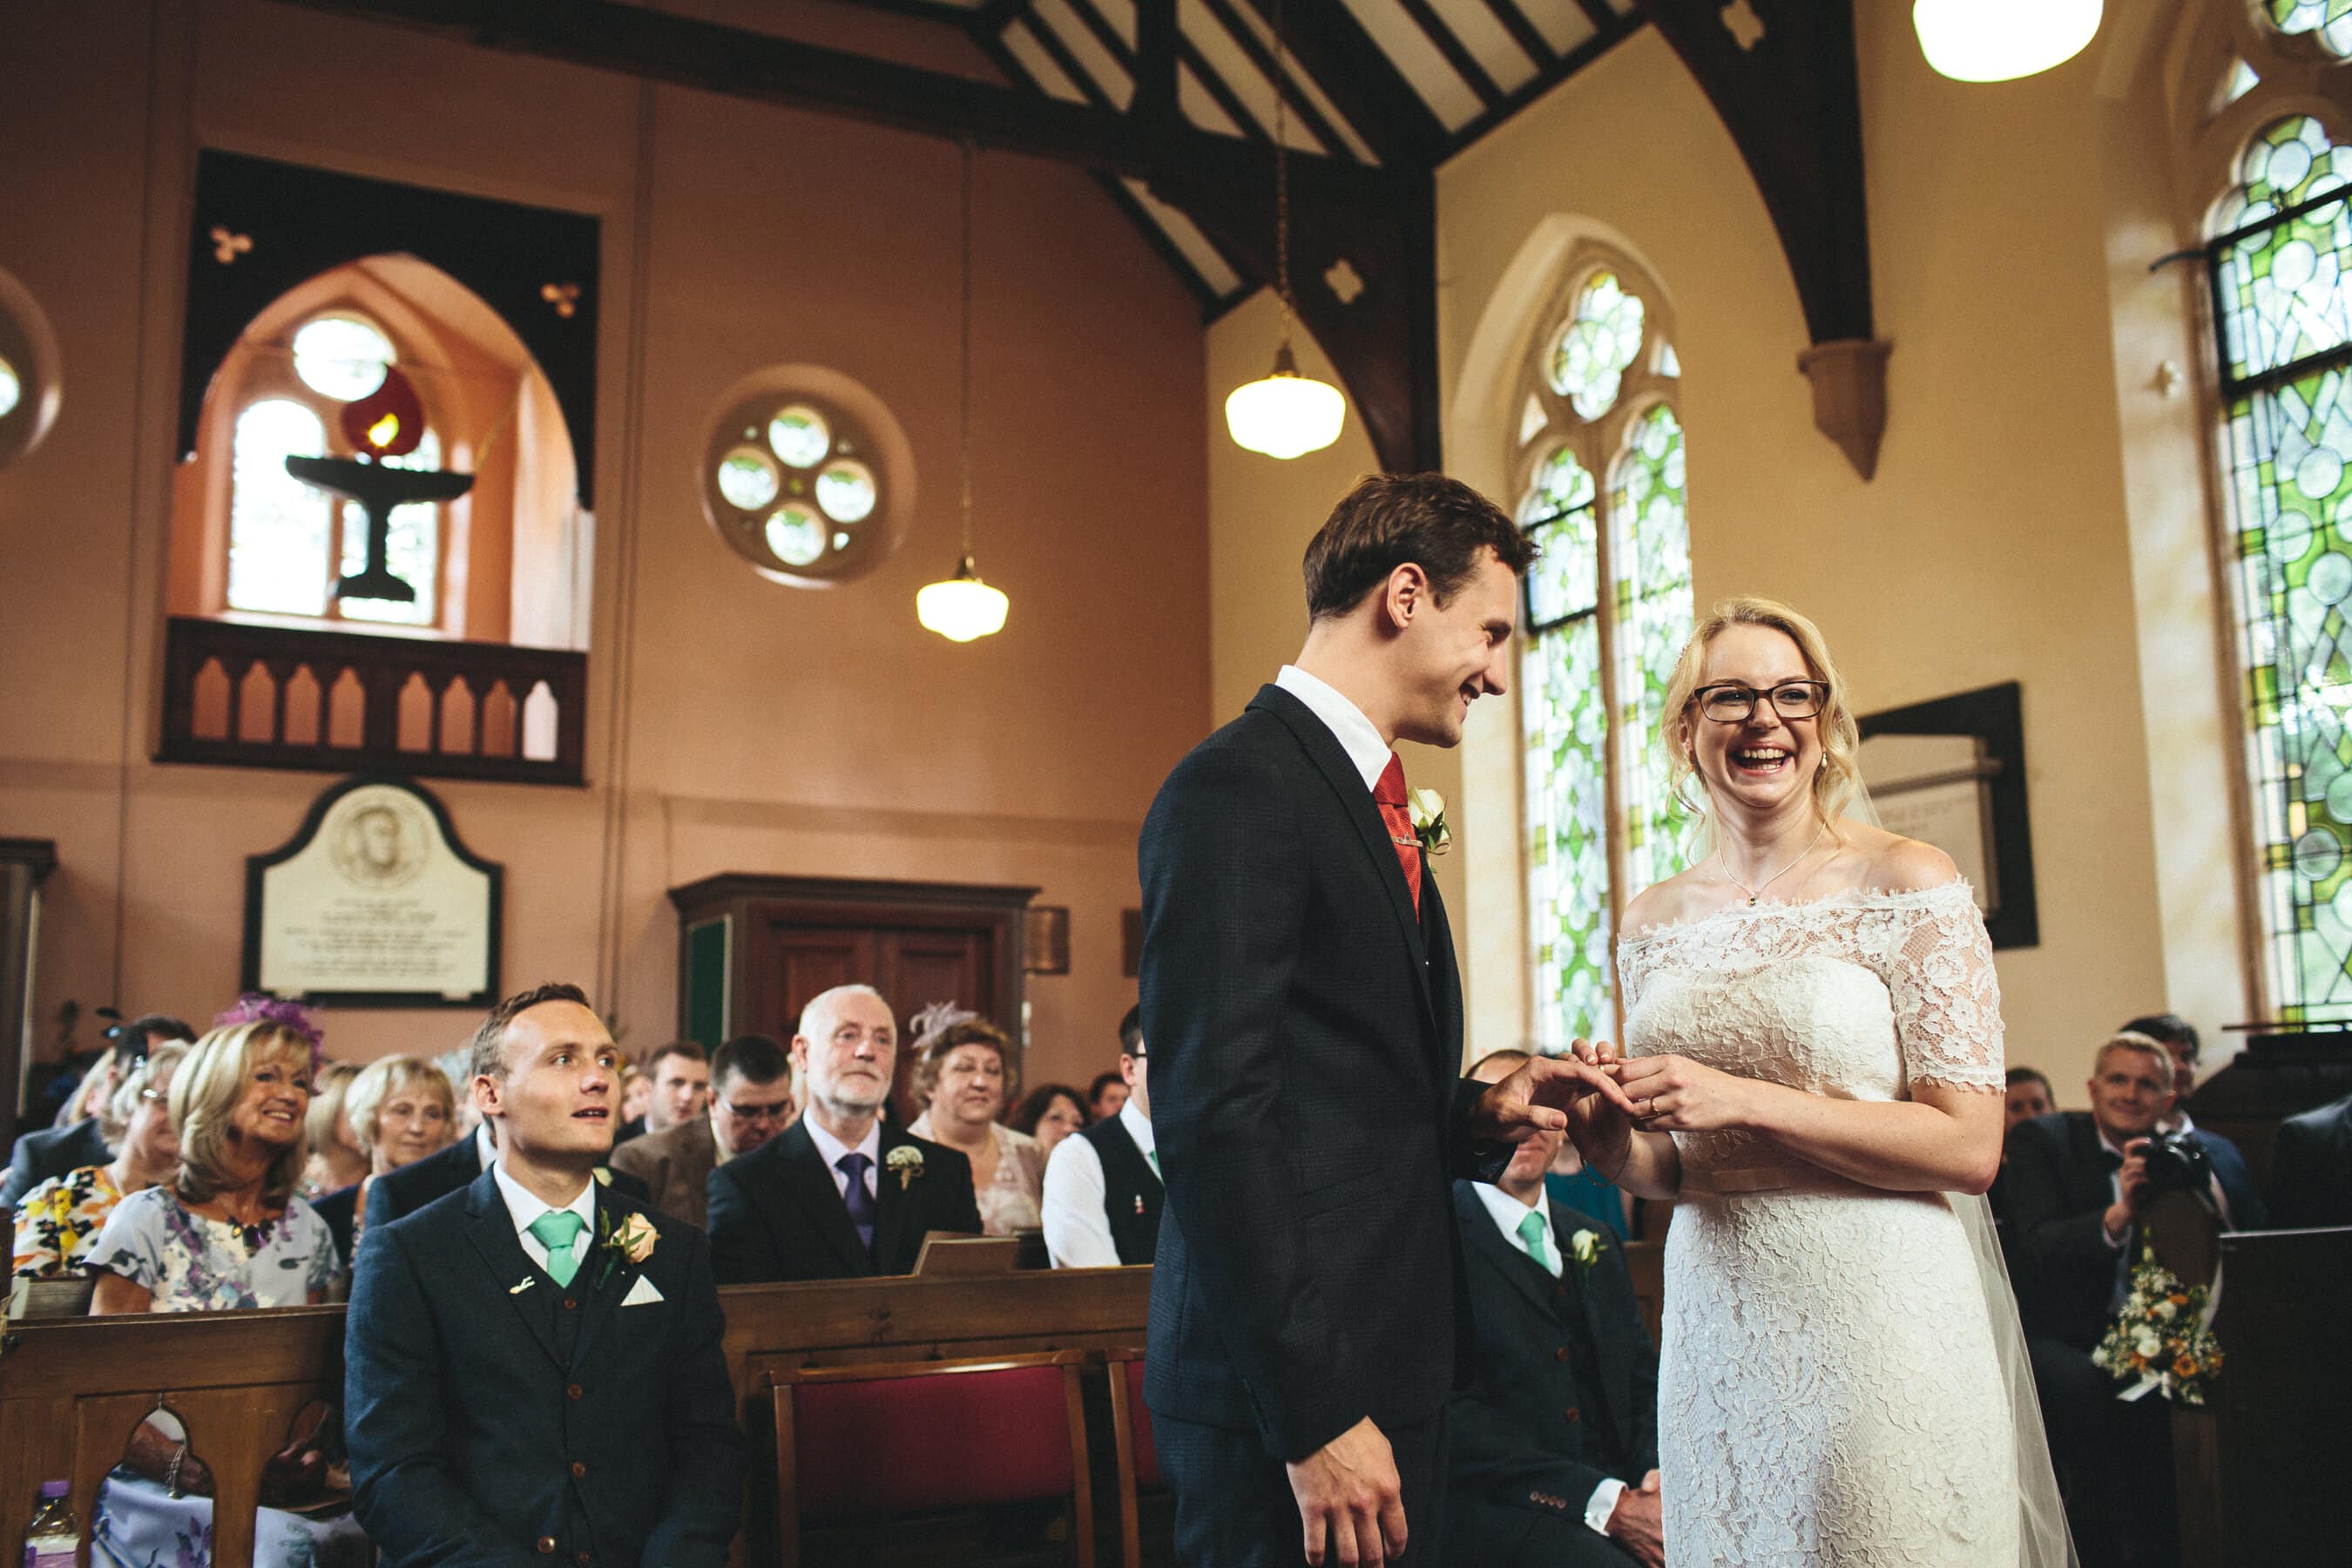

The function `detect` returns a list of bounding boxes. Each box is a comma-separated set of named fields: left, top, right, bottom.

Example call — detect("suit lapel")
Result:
left=1565, top=1246, right=1636, bottom=1424
left=782, top=1125, right=873, bottom=1275
left=568, top=1184, right=632, bottom=1370
left=461, top=1173, right=568, bottom=1375
left=1249, top=686, right=1436, bottom=1031
left=871, top=1127, right=923, bottom=1271
left=1456, top=1187, right=1558, bottom=1320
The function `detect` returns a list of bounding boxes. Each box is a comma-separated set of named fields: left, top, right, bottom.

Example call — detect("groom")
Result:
left=345, top=983, right=744, bottom=1568
left=1139, top=474, right=1635, bottom=1568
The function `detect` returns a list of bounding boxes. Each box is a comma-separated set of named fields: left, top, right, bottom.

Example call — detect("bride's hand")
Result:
left=1612, top=1053, right=1757, bottom=1133
left=1560, top=1038, right=1635, bottom=1173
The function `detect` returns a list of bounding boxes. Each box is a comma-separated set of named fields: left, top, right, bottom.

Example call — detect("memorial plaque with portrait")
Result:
left=242, top=775, right=502, bottom=1006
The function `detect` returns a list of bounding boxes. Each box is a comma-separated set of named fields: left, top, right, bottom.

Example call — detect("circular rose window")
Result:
left=700, top=368, right=912, bottom=588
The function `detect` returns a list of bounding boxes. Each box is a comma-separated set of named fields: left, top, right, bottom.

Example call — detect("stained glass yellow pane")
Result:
left=2268, top=0, right=2352, bottom=57
left=1611, top=404, right=1696, bottom=896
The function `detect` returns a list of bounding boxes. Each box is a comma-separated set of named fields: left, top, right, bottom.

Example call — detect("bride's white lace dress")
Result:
left=1619, top=882, right=2017, bottom=1567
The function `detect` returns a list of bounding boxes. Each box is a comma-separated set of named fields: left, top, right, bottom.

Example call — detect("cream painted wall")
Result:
left=0, top=0, right=1210, bottom=1094
left=1205, top=18, right=2248, bottom=1099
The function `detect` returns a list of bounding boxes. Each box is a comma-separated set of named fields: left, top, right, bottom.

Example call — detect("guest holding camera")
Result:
left=2120, top=1013, right=2265, bottom=1227
left=11, top=1044, right=189, bottom=1281
left=905, top=1004, right=1045, bottom=1237
left=3, top=1014, right=194, bottom=1208
left=87, top=1008, right=340, bottom=1314
left=2000, top=1030, right=2254, bottom=1568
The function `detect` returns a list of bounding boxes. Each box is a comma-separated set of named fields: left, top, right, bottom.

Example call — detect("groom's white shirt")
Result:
left=492, top=1159, right=595, bottom=1276
left=1276, top=666, right=1390, bottom=791
left=1475, top=1183, right=1626, bottom=1537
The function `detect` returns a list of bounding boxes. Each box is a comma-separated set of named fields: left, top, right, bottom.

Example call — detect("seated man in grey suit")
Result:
left=612, top=1033, right=794, bottom=1229
left=1447, top=1050, right=1663, bottom=1568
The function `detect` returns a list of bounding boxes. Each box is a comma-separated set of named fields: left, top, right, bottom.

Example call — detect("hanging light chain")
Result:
left=958, top=136, right=977, bottom=564
left=1272, top=0, right=1294, bottom=348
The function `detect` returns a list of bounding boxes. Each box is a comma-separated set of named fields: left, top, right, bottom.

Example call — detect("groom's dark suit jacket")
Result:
left=704, top=1119, right=980, bottom=1283
left=1444, top=1186, right=1658, bottom=1565
left=362, top=1134, right=650, bottom=1236
left=1139, top=682, right=1497, bottom=1462
left=345, top=1169, right=744, bottom=1568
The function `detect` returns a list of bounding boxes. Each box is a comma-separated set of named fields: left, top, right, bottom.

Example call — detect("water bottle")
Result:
left=22, top=1482, right=75, bottom=1568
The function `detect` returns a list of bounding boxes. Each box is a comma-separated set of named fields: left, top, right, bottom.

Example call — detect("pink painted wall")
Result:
left=0, top=0, right=1211, bottom=1096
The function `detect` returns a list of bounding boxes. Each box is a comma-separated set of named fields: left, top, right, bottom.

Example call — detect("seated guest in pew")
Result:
left=312, top=1054, right=456, bottom=1263
left=612, top=1032, right=794, bottom=1229
left=2269, top=1088, right=2352, bottom=1228
left=615, top=1039, right=712, bottom=1148
left=88, top=1012, right=340, bottom=1313
left=11, top=1043, right=188, bottom=1280
left=346, top=982, right=743, bottom=1568
left=1009, top=1082, right=1091, bottom=1156
left=1446, top=1050, right=1662, bottom=1568
left=1042, top=1007, right=1159, bottom=1268
left=301, top=1060, right=368, bottom=1200
left=906, top=1004, right=1046, bottom=1237
left=2002, top=1031, right=2227, bottom=1568
left=1087, top=1068, right=1129, bottom=1123
left=706, top=984, right=980, bottom=1282
left=2005, top=1066, right=2055, bottom=1132
left=2, top=1013, right=194, bottom=1208
left=364, top=1084, right=648, bottom=1233
left=2122, top=1012, right=2266, bottom=1226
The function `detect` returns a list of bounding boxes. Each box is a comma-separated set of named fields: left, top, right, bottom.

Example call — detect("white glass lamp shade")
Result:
left=1913, top=0, right=2100, bottom=83
left=916, top=556, right=1010, bottom=643
left=1225, top=343, right=1346, bottom=460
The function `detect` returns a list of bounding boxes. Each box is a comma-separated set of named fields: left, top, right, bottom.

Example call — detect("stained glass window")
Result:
left=226, top=399, right=330, bottom=614
left=2212, top=116, right=2352, bottom=1021
left=1518, top=264, right=1693, bottom=1045
left=2268, top=0, right=2352, bottom=57
left=707, top=395, right=883, bottom=579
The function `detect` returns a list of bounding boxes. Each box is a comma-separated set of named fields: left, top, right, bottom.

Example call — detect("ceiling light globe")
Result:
left=916, top=562, right=1010, bottom=643
left=1913, top=0, right=2101, bottom=83
left=1225, top=368, right=1347, bottom=461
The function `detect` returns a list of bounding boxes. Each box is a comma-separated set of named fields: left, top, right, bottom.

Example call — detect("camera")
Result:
left=2139, top=1129, right=2213, bottom=1196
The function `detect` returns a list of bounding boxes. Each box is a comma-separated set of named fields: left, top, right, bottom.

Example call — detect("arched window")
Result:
left=1517, top=260, right=1693, bottom=1044
left=220, top=311, right=446, bottom=629
left=2208, top=112, right=2352, bottom=1020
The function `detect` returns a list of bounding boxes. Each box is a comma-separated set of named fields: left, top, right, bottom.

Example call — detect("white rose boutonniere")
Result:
left=594, top=1208, right=659, bottom=1286
left=885, top=1144, right=925, bottom=1191
left=1567, top=1227, right=1606, bottom=1271
left=1407, top=788, right=1451, bottom=857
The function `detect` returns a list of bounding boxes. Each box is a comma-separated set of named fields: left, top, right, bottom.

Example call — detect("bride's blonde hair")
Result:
left=1660, top=597, right=1864, bottom=830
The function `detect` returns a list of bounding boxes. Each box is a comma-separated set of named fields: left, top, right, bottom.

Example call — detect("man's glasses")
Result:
left=1692, top=681, right=1829, bottom=723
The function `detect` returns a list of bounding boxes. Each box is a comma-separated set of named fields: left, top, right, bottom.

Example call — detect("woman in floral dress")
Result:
left=11, top=1043, right=189, bottom=1280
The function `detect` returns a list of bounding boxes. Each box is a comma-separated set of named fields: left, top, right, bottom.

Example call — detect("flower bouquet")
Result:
left=2090, top=1243, right=2223, bottom=1407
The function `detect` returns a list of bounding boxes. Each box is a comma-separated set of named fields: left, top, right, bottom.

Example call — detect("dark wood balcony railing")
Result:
left=157, top=616, right=587, bottom=785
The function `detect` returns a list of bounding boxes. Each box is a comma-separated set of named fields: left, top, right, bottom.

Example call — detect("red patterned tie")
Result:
left=1374, top=753, right=1423, bottom=916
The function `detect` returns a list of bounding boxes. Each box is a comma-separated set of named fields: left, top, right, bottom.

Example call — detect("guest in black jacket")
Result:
left=2, top=1014, right=194, bottom=1207
left=706, top=984, right=979, bottom=1282
left=2122, top=1012, right=2268, bottom=1227
left=2270, top=1090, right=2352, bottom=1228
left=345, top=982, right=741, bottom=1568
left=2002, top=1031, right=2226, bottom=1568
left=1447, top=1050, right=1661, bottom=1568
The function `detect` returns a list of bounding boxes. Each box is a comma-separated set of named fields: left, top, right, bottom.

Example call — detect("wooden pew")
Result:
left=0, top=1267, right=1152, bottom=1568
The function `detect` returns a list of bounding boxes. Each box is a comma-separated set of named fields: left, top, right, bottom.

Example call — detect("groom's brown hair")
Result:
left=1302, top=472, right=1535, bottom=621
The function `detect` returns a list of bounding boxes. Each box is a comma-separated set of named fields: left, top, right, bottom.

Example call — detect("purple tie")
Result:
left=837, top=1152, right=875, bottom=1255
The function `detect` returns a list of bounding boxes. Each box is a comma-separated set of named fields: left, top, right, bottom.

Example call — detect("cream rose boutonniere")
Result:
left=594, top=1209, right=659, bottom=1286
left=1408, top=788, right=1451, bottom=857
left=1567, top=1227, right=1605, bottom=1271
left=885, top=1144, right=925, bottom=1191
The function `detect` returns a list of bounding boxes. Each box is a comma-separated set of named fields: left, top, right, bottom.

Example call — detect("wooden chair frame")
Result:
left=767, top=1348, right=1095, bottom=1568
left=1101, top=1348, right=1149, bottom=1568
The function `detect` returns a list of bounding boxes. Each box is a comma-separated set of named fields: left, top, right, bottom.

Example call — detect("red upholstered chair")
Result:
left=768, top=1349, right=1095, bottom=1568
left=1103, top=1349, right=1160, bottom=1568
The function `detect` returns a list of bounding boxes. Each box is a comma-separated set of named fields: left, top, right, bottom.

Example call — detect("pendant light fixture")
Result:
left=918, top=139, right=1010, bottom=644
left=1913, top=0, right=2101, bottom=83
left=1222, top=0, right=1345, bottom=461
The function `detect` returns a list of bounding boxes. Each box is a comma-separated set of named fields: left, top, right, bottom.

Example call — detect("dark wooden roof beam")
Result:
left=1476, top=0, right=1556, bottom=67
left=1194, top=0, right=1357, bottom=160
left=1395, top=0, right=1504, bottom=106
left=1233, top=0, right=1443, bottom=166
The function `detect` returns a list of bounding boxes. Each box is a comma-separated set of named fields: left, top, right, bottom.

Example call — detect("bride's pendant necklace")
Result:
left=1716, top=821, right=1829, bottom=906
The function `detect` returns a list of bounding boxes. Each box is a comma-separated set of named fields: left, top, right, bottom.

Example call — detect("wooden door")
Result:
left=878, top=926, right=992, bottom=1120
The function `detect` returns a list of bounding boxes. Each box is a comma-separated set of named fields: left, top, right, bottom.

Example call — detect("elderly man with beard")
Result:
left=705, top=985, right=980, bottom=1282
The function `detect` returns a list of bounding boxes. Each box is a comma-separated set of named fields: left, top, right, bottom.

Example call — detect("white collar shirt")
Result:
left=1276, top=665, right=1392, bottom=793
left=805, top=1115, right=882, bottom=1202
left=490, top=1159, right=595, bottom=1275
left=1118, top=1097, right=1157, bottom=1165
left=474, top=1121, right=497, bottom=1173
left=1040, top=1098, right=1157, bottom=1270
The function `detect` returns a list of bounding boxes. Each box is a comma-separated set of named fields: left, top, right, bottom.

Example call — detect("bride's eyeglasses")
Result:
left=1692, top=681, right=1829, bottom=722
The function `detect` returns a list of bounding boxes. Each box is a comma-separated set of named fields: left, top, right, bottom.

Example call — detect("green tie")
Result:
left=529, top=1209, right=587, bottom=1287
left=1146, top=1147, right=1159, bottom=1178
left=1516, top=1209, right=1553, bottom=1274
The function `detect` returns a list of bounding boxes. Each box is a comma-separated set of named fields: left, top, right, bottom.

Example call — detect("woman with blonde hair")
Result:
left=309, top=1054, right=456, bottom=1260
left=300, top=1059, right=367, bottom=1198
left=904, top=1004, right=1046, bottom=1236
left=88, top=1009, right=339, bottom=1313
left=1565, top=598, right=2072, bottom=1566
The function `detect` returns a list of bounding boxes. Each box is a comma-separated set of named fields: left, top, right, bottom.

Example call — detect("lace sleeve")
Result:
left=1883, top=883, right=2006, bottom=1092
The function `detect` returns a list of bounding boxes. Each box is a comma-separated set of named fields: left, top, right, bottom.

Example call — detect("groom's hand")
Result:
left=1286, top=1416, right=1407, bottom=1567
left=1605, top=1470, right=1666, bottom=1568
left=1472, top=1051, right=1640, bottom=1144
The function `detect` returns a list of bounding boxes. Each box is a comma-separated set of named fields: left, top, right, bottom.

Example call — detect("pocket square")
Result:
left=620, top=1274, right=665, bottom=1307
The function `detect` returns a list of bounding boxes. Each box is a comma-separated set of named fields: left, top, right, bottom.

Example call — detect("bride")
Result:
left=1566, top=598, right=2073, bottom=1567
